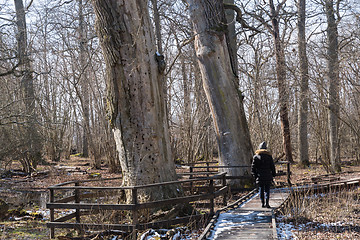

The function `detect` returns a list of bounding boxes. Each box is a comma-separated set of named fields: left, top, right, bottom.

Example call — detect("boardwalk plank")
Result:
left=210, top=189, right=290, bottom=240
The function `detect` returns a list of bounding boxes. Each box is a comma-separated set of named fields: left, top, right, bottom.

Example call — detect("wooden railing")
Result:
left=177, top=160, right=292, bottom=186
left=177, top=162, right=251, bottom=179
left=275, top=161, right=292, bottom=186
left=46, top=173, right=228, bottom=239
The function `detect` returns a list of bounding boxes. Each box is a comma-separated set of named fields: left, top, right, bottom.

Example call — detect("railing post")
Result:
left=190, top=166, right=194, bottom=194
left=74, top=181, right=84, bottom=236
left=206, top=162, right=210, bottom=173
left=131, top=188, right=138, bottom=240
left=209, top=179, right=214, bottom=216
left=222, top=174, right=227, bottom=206
left=50, top=188, right=54, bottom=239
left=75, top=182, right=81, bottom=223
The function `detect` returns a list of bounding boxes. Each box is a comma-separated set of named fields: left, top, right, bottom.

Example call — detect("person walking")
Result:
left=251, top=141, right=276, bottom=208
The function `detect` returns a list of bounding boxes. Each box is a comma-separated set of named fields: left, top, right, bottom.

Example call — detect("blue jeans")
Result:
left=259, top=182, right=270, bottom=204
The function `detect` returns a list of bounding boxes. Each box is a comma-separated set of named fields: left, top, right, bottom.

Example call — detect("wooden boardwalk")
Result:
left=209, top=188, right=290, bottom=239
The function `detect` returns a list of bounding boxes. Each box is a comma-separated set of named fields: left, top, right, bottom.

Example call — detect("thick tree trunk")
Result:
left=269, top=0, right=293, bottom=163
left=224, top=0, right=254, bottom=156
left=92, top=0, right=178, bottom=201
left=14, top=0, right=42, bottom=170
left=325, top=0, right=341, bottom=172
left=150, top=0, right=171, bottom=147
left=188, top=0, right=253, bottom=188
left=297, top=0, right=309, bottom=167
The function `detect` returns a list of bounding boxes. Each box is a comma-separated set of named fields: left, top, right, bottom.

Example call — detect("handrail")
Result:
left=177, top=161, right=218, bottom=166
left=50, top=180, right=77, bottom=187
left=47, top=188, right=229, bottom=212
left=73, top=176, right=122, bottom=183
left=48, top=172, right=226, bottom=190
left=276, top=161, right=290, bottom=164
left=47, top=172, right=228, bottom=239
left=189, top=165, right=251, bottom=168
left=49, top=177, right=122, bottom=187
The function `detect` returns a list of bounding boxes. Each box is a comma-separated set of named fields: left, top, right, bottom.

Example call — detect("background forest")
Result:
left=0, top=0, right=359, bottom=175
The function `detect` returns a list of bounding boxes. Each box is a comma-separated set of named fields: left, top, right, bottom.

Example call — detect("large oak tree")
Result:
left=188, top=0, right=253, bottom=188
left=91, top=0, right=178, bottom=201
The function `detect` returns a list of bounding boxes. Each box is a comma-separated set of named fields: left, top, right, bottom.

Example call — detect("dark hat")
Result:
left=259, top=141, right=267, bottom=149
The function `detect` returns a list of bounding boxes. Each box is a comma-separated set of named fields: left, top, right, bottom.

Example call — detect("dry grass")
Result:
left=277, top=181, right=360, bottom=239
left=2, top=157, right=360, bottom=239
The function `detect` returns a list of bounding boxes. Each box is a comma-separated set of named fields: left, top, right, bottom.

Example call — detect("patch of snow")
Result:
left=304, top=193, right=327, bottom=199
left=139, top=227, right=197, bottom=240
left=276, top=216, right=357, bottom=240
left=277, top=222, right=297, bottom=239
left=173, top=231, right=181, bottom=239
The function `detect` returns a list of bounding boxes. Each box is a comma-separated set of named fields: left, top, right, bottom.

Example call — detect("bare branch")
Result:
left=0, top=63, right=20, bottom=77
left=165, top=35, right=195, bottom=76
left=224, top=3, right=262, bottom=33
left=276, top=0, right=287, bottom=14
left=26, top=0, right=34, bottom=10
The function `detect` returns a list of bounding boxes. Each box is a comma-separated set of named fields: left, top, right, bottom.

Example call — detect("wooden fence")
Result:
left=46, top=173, right=228, bottom=239
left=177, top=160, right=292, bottom=186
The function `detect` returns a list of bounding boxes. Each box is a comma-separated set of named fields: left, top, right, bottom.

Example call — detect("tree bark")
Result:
left=181, top=51, right=192, bottom=163
left=297, top=0, right=309, bottom=167
left=14, top=0, right=42, bottom=170
left=92, top=0, right=178, bottom=201
left=269, top=0, right=293, bottom=163
left=150, top=0, right=163, bottom=54
left=224, top=0, right=254, bottom=157
left=224, top=0, right=238, bottom=77
left=188, top=0, right=253, bottom=188
left=325, top=0, right=341, bottom=172
left=78, top=0, right=90, bottom=159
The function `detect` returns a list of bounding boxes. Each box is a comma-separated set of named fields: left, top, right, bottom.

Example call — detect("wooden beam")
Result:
left=46, top=222, right=134, bottom=232
left=46, top=203, right=135, bottom=211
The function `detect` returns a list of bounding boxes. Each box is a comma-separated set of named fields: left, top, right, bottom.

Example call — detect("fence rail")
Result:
left=47, top=160, right=292, bottom=238
left=46, top=173, right=228, bottom=239
left=177, top=160, right=292, bottom=186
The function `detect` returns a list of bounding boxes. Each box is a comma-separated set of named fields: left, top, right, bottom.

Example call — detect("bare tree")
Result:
left=92, top=0, right=179, bottom=200
left=325, top=0, right=341, bottom=172
left=77, top=0, right=103, bottom=168
left=240, top=0, right=294, bottom=163
left=188, top=0, right=253, bottom=188
left=14, top=0, right=42, bottom=171
left=78, top=0, right=90, bottom=159
left=268, top=0, right=294, bottom=163
left=297, top=0, right=310, bottom=167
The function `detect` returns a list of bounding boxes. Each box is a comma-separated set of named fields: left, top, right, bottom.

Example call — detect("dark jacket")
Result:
left=251, top=149, right=276, bottom=184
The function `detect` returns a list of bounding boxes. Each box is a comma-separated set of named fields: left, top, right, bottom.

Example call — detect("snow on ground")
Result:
left=277, top=221, right=297, bottom=239
left=139, top=227, right=199, bottom=240
left=206, top=193, right=259, bottom=239
left=276, top=216, right=358, bottom=240
left=209, top=210, right=270, bottom=239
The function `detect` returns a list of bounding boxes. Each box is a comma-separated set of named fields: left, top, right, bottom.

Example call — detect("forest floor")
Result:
left=0, top=156, right=359, bottom=239
left=275, top=159, right=360, bottom=240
